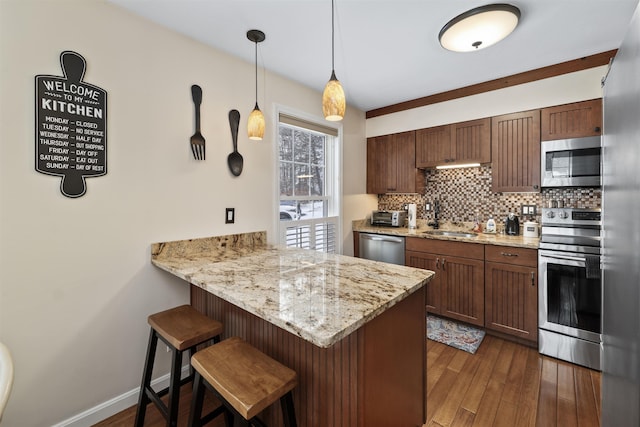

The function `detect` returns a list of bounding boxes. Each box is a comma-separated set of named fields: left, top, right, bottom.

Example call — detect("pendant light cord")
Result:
left=331, top=0, right=335, bottom=72
left=254, top=40, right=258, bottom=106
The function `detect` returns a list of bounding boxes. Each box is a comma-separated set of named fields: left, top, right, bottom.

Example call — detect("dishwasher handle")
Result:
left=359, top=234, right=405, bottom=244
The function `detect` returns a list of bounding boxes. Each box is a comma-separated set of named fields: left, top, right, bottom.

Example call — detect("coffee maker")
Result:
left=505, top=213, right=520, bottom=235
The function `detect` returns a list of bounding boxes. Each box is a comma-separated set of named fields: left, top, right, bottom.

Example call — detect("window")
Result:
left=277, top=112, right=341, bottom=253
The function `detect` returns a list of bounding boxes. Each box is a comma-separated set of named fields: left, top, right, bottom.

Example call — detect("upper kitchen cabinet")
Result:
left=451, top=118, right=492, bottom=165
left=491, top=110, right=541, bottom=193
left=415, top=118, right=491, bottom=168
left=366, top=131, right=424, bottom=194
left=415, top=125, right=450, bottom=168
left=540, top=98, right=602, bottom=141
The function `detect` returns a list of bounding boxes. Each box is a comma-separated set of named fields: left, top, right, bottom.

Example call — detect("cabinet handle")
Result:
left=436, top=258, right=440, bottom=269
left=442, top=258, right=446, bottom=270
left=531, top=271, right=535, bottom=287
left=595, top=126, right=601, bottom=133
left=500, top=252, right=519, bottom=257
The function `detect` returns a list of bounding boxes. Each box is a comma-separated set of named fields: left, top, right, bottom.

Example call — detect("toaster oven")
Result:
left=371, top=210, right=407, bottom=227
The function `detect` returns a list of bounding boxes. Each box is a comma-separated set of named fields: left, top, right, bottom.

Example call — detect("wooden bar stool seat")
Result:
left=135, top=304, right=224, bottom=427
left=188, top=336, right=298, bottom=427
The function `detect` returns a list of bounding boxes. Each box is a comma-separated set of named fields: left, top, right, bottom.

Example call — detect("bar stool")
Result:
left=135, top=304, right=224, bottom=427
left=188, top=336, right=298, bottom=427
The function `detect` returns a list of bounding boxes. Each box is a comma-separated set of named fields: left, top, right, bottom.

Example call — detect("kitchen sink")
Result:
left=422, top=230, right=478, bottom=238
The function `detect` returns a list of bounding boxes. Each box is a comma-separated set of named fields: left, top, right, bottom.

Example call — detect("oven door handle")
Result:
left=544, top=254, right=586, bottom=262
left=539, top=251, right=594, bottom=264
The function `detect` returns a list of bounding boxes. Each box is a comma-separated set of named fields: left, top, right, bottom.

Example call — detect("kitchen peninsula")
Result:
left=151, top=231, right=434, bottom=427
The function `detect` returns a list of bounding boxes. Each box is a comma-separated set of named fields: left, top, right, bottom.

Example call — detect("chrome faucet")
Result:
left=429, top=199, right=440, bottom=229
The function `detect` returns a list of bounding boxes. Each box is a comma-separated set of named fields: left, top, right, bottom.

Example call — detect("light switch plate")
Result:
left=225, top=208, right=235, bottom=224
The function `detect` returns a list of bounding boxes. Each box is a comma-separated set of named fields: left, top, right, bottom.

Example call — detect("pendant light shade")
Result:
left=323, top=71, right=345, bottom=121
left=323, top=0, right=345, bottom=121
left=247, top=29, right=265, bottom=140
left=439, top=4, right=520, bottom=52
left=248, top=103, right=265, bottom=141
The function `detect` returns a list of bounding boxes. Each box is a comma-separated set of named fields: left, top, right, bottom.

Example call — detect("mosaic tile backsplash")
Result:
left=377, top=165, right=601, bottom=226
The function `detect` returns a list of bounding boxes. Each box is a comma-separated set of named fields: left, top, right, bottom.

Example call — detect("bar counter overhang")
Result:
left=151, top=231, right=434, bottom=426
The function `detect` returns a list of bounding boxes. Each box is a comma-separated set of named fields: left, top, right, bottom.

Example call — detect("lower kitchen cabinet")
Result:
left=406, top=238, right=484, bottom=327
left=406, top=250, right=441, bottom=313
left=484, top=245, right=538, bottom=343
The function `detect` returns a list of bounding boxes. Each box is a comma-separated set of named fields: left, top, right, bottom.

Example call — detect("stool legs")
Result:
left=135, top=329, right=212, bottom=427
left=134, top=328, right=158, bottom=426
left=167, top=343, right=184, bottom=426
left=189, top=372, right=233, bottom=427
left=280, top=392, right=297, bottom=427
left=187, top=372, right=205, bottom=427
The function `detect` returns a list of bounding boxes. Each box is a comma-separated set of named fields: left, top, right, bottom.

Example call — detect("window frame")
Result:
left=274, top=105, right=343, bottom=254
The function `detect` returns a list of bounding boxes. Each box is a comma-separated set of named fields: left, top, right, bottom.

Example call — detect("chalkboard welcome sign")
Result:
left=35, top=51, right=107, bottom=198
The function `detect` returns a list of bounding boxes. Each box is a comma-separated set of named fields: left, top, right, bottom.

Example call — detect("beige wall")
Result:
left=0, top=1, right=372, bottom=425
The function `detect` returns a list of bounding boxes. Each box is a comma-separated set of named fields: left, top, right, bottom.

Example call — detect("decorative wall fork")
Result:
left=190, top=84, right=205, bottom=160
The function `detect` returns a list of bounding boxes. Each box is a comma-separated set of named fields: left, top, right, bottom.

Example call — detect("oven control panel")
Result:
left=541, top=208, right=601, bottom=227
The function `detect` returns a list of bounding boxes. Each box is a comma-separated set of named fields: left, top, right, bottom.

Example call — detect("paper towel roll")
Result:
left=408, top=204, right=417, bottom=229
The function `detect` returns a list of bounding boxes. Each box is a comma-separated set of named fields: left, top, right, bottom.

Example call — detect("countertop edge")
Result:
left=353, top=220, right=539, bottom=249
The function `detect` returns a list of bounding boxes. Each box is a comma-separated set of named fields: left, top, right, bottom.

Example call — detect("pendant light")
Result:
left=247, top=29, right=266, bottom=140
left=322, top=0, right=345, bottom=121
left=439, top=4, right=520, bottom=52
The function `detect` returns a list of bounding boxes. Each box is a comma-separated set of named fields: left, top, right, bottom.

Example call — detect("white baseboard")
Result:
left=51, top=364, right=190, bottom=427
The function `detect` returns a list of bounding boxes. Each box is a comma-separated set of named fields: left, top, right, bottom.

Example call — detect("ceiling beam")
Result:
left=366, top=49, right=617, bottom=119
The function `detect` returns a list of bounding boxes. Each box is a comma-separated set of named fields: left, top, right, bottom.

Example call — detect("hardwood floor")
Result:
left=93, top=386, right=227, bottom=427
left=95, top=335, right=601, bottom=427
left=426, top=335, right=601, bottom=427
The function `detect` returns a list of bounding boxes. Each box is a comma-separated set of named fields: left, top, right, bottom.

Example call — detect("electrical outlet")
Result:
left=521, top=204, right=537, bottom=216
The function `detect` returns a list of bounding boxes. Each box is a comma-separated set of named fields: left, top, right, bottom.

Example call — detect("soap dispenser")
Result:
left=486, top=215, right=496, bottom=234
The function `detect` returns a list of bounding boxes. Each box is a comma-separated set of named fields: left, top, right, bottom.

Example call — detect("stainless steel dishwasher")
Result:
left=359, top=233, right=405, bottom=265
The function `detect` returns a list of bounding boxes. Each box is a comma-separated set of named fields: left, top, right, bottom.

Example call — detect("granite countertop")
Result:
left=353, top=219, right=539, bottom=249
left=151, top=231, right=434, bottom=348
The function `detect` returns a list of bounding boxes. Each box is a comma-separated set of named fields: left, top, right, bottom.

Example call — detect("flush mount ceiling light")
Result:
left=322, top=0, right=346, bottom=121
left=439, top=3, right=521, bottom=52
left=247, top=29, right=266, bottom=140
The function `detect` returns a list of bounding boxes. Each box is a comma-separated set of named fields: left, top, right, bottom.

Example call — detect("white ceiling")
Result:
left=109, top=0, right=639, bottom=112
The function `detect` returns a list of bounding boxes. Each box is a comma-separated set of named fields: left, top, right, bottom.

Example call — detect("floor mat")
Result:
left=427, top=315, right=485, bottom=354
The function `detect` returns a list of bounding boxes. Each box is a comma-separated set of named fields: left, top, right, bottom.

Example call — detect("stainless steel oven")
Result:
left=541, top=136, right=602, bottom=188
left=538, top=207, right=602, bottom=370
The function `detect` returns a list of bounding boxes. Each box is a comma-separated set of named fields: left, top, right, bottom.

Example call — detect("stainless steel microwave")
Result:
left=541, top=136, right=602, bottom=188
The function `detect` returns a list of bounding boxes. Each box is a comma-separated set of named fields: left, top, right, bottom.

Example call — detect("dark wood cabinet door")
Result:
left=382, top=134, right=398, bottom=192
left=541, top=98, right=602, bottom=141
left=406, top=250, right=441, bottom=314
left=440, top=255, right=485, bottom=327
left=415, top=125, right=451, bottom=168
left=451, top=118, right=491, bottom=165
left=366, top=136, right=389, bottom=193
left=485, top=262, right=538, bottom=342
left=367, top=132, right=420, bottom=193
left=394, top=131, right=417, bottom=193
left=491, top=110, right=541, bottom=192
